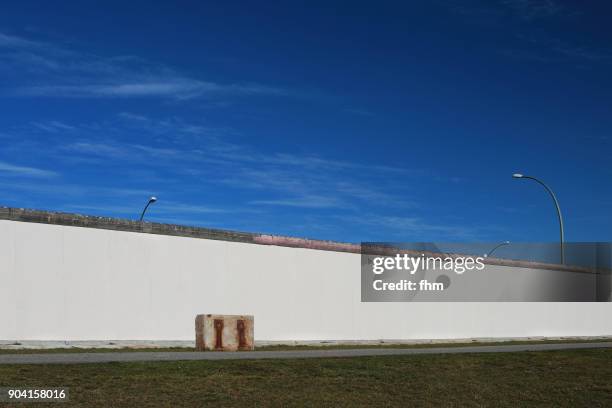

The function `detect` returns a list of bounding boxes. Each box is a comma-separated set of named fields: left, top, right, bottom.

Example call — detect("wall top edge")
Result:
left=0, top=206, right=359, bottom=253
left=0, top=206, right=606, bottom=274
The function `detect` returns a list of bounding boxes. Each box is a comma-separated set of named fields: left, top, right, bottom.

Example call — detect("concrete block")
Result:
left=195, top=314, right=254, bottom=351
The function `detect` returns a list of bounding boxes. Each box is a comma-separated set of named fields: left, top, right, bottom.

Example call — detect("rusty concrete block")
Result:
left=195, top=314, right=254, bottom=351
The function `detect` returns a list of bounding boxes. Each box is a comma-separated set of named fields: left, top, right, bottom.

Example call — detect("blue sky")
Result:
left=0, top=1, right=611, bottom=243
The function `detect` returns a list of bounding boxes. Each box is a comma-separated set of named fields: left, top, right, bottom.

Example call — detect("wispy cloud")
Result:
left=548, top=41, right=612, bottom=62
left=0, top=31, right=288, bottom=100
left=0, top=32, right=42, bottom=48
left=65, top=201, right=247, bottom=217
left=63, top=142, right=133, bottom=161
left=339, top=214, right=482, bottom=240
left=18, top=114, right=422, bottom=211
left=447, top=2, right=611, bottom=65
left=0, top=160, right=58, bottom=178
left=507, top=34, right=612, bottom=64
left=2, top=114, right=464, bottom=238
left=31, top=121, right=76, bottom=132
left=19, top=80, right=287, bottom=99
left=0, top=179, right=152, bottom=197
left=154, top=202, right=236, bottom=215
left=58, top=112, right=417, bottom=167
left=500, top=0, right=564, bottom=21
left=446, top=0, right=566, bottom=24
left=250, top=195, right=345, bottom=209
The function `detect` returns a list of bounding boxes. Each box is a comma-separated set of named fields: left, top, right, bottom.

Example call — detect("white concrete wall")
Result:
left=1, top=219, right=611, bottom=341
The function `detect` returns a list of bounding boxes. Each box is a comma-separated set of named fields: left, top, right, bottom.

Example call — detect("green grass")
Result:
left=1, top=349, right=611, bottom=407
left=0, top=338, right=609, bottom=354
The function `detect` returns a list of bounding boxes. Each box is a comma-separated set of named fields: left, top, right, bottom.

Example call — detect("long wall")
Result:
left=1, top=210, right=611, bottom=341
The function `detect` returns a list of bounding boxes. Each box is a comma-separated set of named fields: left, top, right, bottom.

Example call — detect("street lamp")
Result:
left=512, top=173, right=564, bottom=264
left=484, top=241, right=510, bottom=258
left=139, top=196, right=157, bottom=222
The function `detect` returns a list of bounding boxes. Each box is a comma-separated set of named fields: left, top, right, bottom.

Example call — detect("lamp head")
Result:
left=149, top=196, right=157, bottom=203
left=512, top=173, right=524, bottom=178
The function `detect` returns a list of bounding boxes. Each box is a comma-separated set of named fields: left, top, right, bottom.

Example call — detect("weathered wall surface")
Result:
left=1, top=218, right=611, bottom=341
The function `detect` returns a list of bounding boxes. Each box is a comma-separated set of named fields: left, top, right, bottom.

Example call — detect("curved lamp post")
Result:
left=139, top=196, right=157, bottom=222
left=484, top=241, right=510, bottom=258
left=513, top=173, right=564, bottom=264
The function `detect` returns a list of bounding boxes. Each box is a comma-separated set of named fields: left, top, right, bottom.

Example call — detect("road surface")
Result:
left=1, top=342, right=611, bottom=365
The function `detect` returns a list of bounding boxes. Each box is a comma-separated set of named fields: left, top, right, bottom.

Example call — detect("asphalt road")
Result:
left=1, top=342, right=611, bottom=365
